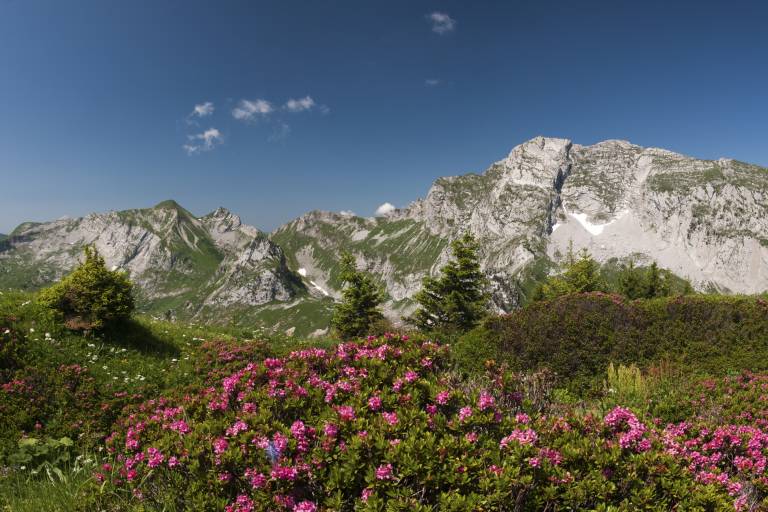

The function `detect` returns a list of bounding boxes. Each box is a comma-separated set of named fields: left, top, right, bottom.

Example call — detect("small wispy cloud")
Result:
left=284, top=96, right=315, bottom=112
left=191, top=102, right=214, bottom=117
left=232, top=99, right=273, bottom=122
left=375, top=202, right=396, bottom=216
left=183, top=127, right=222, bottom=155
left=425, top=79, right=441, bottom=87
left=427, top=12, right=456, bottom=34
left=339, top=210, right=355, bottom=217
left=268, top=122, right=292, bottom=142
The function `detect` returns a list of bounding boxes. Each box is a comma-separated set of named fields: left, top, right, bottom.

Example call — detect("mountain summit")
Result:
left=2, top=137, right=767, bottom=333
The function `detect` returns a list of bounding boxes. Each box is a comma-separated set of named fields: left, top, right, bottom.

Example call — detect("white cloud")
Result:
left=232, top=99, right=273, bottom=121
left=425, top=79, right=441, bottom=87
left=339, top=210, right=355, bottom=217
left=427, top=12, right=456, bottom=34
left=183, top=127, right=222, bottom=155
left=374, top=202, right=396, bottom=216
left=284, top=96, right=316, bottom=112
left=191, top=102, right=214, bottom=117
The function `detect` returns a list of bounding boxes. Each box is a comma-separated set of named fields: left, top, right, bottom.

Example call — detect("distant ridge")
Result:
left=2, top=137, right=768, bottom=334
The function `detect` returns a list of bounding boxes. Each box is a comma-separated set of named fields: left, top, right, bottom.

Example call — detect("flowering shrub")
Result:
left=92, top=334, right=740, bottom=511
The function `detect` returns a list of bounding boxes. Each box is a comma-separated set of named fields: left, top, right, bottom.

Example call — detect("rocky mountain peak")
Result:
left=497, top=136, right=572, bottom=189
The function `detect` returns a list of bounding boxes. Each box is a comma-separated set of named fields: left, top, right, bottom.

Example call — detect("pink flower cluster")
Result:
left=375, top=463, right=394, bottom=480
left=604, top=407, right=650, bottom=452
left=500, top=428, right=539, bottom=448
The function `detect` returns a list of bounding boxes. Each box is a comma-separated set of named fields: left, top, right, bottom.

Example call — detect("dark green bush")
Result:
left=38, top=246, right=134, bottom=331
left=483, top=293, right=768, bottom=391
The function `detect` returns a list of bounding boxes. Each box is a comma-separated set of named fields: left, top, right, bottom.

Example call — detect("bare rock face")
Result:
left=273, top=137, right=768, bottom=318
left=0, top=200, right=301, bottom=318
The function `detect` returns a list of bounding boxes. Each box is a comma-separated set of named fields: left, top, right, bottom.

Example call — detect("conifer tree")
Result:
left=536, top=247, right=603, bottom=300
left=39, top=245, right=134, bottom=330
left=644, top=262, right=672, bottom=298
left=330, top=252, right=385, bottom=339
left=618, top=260, right=646, bottom=299
left=412, top=233, right=489, bottom=333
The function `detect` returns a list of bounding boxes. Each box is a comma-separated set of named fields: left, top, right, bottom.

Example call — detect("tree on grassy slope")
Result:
left=38, top=245, right=134, bottom=330
left=331, top=252, right=386, bottom=339
left=412, top=233, right=489, bottom=333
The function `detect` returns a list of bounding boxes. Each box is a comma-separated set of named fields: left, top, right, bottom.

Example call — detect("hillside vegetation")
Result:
left=457, top=293, right=768, bottom=391
left=2, top=245, right=768, bottom=511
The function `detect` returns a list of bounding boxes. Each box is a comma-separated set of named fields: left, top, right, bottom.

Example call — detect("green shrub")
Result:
left=451, top=325, right=501, bottom=374
left=38, top=246, right=134, bottom=331
left=484, top=293, right=768, bottom=392
left=6, top=437, right=74, bottom=474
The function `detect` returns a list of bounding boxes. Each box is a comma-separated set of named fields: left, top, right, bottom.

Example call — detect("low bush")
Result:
left=482, top=293, right=768, bottom=391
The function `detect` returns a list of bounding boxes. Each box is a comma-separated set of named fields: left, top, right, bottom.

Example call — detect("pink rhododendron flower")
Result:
left=336, top=405, right=356, bottom=422
left=245, top=468, right=267, bottom=488
left=293, top=501, right=317, bottom=512
left=146, top=447, right=164, bottom=468
left=478, top=392, right=495, bottom=411
left=213, top=437, right=229, bottom=455
left=500, top=429, right=538, bottom=448
left=368, top=396, right=382, bottom=411
left=271, top=465, right=298, bottom=481
left=225, top=420, right=248, bottom=437
left=382, top=411, right=399, bottom=426
left=225, top=494, right=254, bottom=512
left=323, top=422, right=339, bottom=438
left=376, top=463, right=394, bottom=480
left=169, top=420, right=190, bottom=435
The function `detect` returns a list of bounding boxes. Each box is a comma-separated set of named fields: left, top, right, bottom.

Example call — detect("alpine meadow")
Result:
left=2, top=1, right=768, bottom=511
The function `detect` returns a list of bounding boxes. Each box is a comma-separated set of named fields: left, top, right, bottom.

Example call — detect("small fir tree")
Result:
left=412, top=233, right=489, bottom=333
left=330, top=252, right=386, bottom=339
left=644, top=262, right=672, bottom=298
left=536, top=247, right=603, bottom=300
left=618, top=260, right=646, bottom=299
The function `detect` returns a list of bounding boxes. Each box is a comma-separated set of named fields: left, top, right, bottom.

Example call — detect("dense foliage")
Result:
left=91, top=333, right=763, bottom=511
left=330, top=253, right=386, bottom=339
left=38, top=246, right=134, bottom=330
left=533, top=248, right=692, bottom=302
left=412, top=233, right=489, bottom=333
left=476, top=292, right=768, bottom=391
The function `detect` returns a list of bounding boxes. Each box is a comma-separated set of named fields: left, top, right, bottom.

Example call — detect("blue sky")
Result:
left=1, top=0, right=766, bottom=233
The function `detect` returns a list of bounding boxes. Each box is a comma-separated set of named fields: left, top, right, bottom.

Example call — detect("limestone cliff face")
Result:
left=0, top=201, right=301, bottom=317
left=274, top=136, right=768, bottom=316
left=2, top=137, right=767, bottom=330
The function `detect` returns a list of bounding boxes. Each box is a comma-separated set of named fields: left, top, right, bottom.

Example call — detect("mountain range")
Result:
left=2, top=136, right=767, bottom=336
